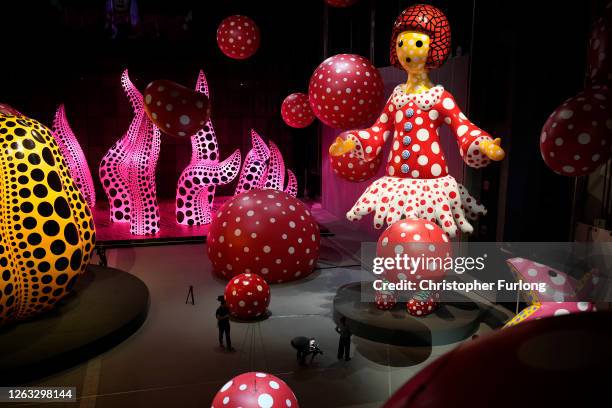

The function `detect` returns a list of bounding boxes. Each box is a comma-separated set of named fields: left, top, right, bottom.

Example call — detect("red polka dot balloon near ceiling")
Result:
left=325, top=0, right=359, bottom=7
left=308, top=54, right=385, bottom=129
left=207, top=189, right=321, bottom=284
left=281, top=93, right=315, bottom=128
left=216, top=15, right=261, bottom=60
left=376, top=219, right=450, bottom=285
left=540, top=85, right=611, bottom=176
left=224, top=273, right=270, bottom=319
left=212, top=372, right=299, bottom=408
left=143, top=79, right=211, bottom=138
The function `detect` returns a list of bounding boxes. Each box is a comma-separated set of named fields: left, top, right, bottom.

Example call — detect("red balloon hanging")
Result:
left=281, top=93, right=315, bottom=128
left=224, top=273, right=270, bottom=319
left=325, top=0, right=359, bottom=7
left=540, top=85, right=611, bottom=176
left=216, top=15, right=260, bottom=60
left=143, top=79, right=211, bottom=138
left=308, top=54, right=385, bottom=129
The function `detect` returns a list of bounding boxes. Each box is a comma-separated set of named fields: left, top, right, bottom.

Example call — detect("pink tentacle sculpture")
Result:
left=99, top=69, right=161, bottom=235
left=52, top=104, right=96, bottom=207
left=175, top=70, right=242, bottom=226
left=258, top=141, right=285, bottom=190
left=234, top=129, right=271, bottom=195
left=284, top=169, right=298, bottom=197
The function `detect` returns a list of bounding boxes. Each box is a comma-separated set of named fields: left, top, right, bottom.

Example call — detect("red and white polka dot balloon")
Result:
left=330, top=130, right=382, bottom=182
left=217, top=15, right=260, bottom=60
left=375, top=290, right=397, bottom=310
left=326, top=0, right=359, bottom=7
left=281, top=93, right=315, bottom=128
left=407, top=290, right=439, bottom=317
left=540, top=85, right=611, bottom=176
left=376, top=219, right=450, bottom=285
left=143, top=79, right=211, bottom=138
left=224, top=273, right=270, bottom=319
left=212, top=372, right=299, bottom=408
left=207, top=190, right=321, bottom=284
left=308, top=54, right=385, bottom=129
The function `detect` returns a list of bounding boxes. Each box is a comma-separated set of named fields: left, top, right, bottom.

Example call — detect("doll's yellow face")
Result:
left=396, top=31, right=431, bottom=73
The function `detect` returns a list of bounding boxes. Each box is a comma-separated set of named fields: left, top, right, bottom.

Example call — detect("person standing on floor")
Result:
left=336, top=316, right=352, bottom=361
left=216, top=295, right=234, bottom=351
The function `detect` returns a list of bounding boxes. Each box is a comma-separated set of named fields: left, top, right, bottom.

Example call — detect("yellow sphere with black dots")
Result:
left=0, top=113, right=95, bottom=326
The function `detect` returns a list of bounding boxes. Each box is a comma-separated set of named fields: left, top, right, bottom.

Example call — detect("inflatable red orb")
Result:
left=217, top=15, right=260, bottom=60
left=330, top=131, right=382, bottom=181
left=376, top=219, right=450, bottom=284
left=213, top=372, right=299, bottom=408
left=540, top=85, right=611, bottom=176
left=0, top=103, right=22, bottom=116
left=281, top=93, right=315, bottom=128
left=224, top=273, right=270, bottom=319
left=406, top=291, right=439, bottom=317
left=326, top=0, right=359, bottom=7
left=309, top=54, right=385, bottom=129
left=143, top=79, right=211, bottom=138
left=375, top=290, right=397, bottom=310
left=208, top=190, right=321, bottom=283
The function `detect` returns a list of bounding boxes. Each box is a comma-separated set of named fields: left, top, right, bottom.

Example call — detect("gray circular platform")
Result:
left=333, top=282, right=483, bottom=346
left=0, top=265, right=149, bottom=384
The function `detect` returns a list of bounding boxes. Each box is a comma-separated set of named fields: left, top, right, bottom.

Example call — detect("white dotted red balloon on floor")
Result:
left=212, top=372, right=299, bottom=408
left=540, top=85, right=611, bottom=176
left=207, top=190, right=321, bottom=284
left=281, top=93, right=315, bottom=128
left=308, top=54, right=385, bottom=129
left=224, top=273, right=270, bottom=319
left=217, top=15, right=260, bottom=60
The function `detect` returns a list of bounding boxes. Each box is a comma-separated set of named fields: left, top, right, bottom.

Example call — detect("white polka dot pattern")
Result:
left=216, top=15, right=260, bottom=60
left=212, top=372, right=299, bottom=408
left=224, top=272, right=270, bottom=319
left=208, top=190, right=320, bottom=283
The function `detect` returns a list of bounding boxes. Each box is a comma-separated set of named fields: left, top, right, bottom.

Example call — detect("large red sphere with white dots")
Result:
left=330, top=131, right=382, bottom=181
left=540, top=85, right=611, bottom=176
left=208, top=190, right=321, bottom=284
left=217, top=15, right=260, bottom=60
left=376, top=219, right=450, bottom=284
left=212, top=372, right=299, bottom=408
left=281, top=93, right=315, bottom=128
left=308, top=54, right=385, bottom=129
left=326, top=0, right=359, bottom=7
left=224, top=273, right=270, bottom=319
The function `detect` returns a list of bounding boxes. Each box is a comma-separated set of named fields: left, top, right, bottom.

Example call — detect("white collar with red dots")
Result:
left=391, top=85, right=445, bottom=111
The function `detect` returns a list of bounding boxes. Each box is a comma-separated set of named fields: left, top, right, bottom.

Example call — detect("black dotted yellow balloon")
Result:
left=0, top=113, right=95, bottom=326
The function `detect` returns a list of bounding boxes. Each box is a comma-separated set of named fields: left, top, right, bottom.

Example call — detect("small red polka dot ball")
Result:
left=281, top=93, right=315, bottom=128
left=308, top=54, right=385, bottom=129
left=224, top=273, right=270, bottom=319
left=208, top=190, right=320, bottom=283
left=376, top=219, right=450, bottom=285
left=217, top=15, right=260, bottom=60
left=212, top=372, right=299, bottom=408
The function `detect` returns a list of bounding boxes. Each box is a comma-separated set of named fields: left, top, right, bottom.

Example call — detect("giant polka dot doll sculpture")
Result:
left=329, top=4, right=506, bottom=238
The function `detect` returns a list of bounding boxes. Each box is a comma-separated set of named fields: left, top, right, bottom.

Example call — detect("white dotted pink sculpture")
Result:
left=234, top=129, right=298, bottom=197
left=99, top=69, right=161, bottom=235
left=51, top=104, right=96, bottom=208
left=503, top=257, right=598, bottom=328
left=175, top=70, right=241, bottom=226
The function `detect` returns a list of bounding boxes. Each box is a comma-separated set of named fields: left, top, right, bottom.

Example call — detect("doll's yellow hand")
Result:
left=479, top=138, right=505, bottom=161
left=329, top=136, right=356, bottom=157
